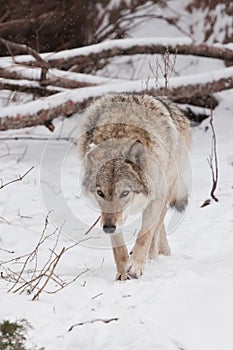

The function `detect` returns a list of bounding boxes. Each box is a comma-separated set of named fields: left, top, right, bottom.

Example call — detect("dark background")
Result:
left=0, top=0, right=232, bottom=56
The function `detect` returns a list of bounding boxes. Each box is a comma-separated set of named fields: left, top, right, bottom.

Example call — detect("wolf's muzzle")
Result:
left=103, top=224, right=116, bottom=234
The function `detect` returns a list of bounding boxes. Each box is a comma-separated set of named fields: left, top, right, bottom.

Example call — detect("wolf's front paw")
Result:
left=115, top=272, right=130, bottom=281
left=127, top=257, right=144, bottom=279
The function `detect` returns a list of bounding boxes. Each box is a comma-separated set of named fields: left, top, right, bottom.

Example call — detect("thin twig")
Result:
left=0, top=216, right=10, bottom=225
left=0, top=166, right=34, bottom=190
left=32, top=247, right=65, bottom=301
left=3, top=215, right=100, bottom=299
left=84, top=216, right=100, bottom=235
left=0, top=136, right=76, bottom=144
left=17, top=145, right=28, bottom=163
left=156, top=47, right=177, bottom=93
left=0, top=247, right=14, bottom=254
left=7, top=211, right=52, bottom=292
left=208, top=99, right=219, bottom=202
left=91, top=292, right=103, bottom=300
left=45, top=268, right=89, bottom=294
left=0, top=37, right=49, bottom=80
left=200, top=96, right=219, bottom=207
left=68, top=318, right=119, bottom=332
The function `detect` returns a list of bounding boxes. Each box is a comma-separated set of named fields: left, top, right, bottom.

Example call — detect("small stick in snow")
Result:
left=3, top=214, right=99, bottom=298
left=84, top=216, right=100, bottom=235
left=17, top=145, right=28, bottom=163
left=200, top=96, right=219, bottom=207
left=0, top=136, right=77, bottom=144
left=68, top=318, right=119, bottom=332
left=200, top=199, right=211, bottom=208
left=91, top=292, right=103, bottom=300
left=0, top=216, right=10, bottom=225
left=0, top=247, right=14, bottom=254
left=32, top=246, right=66, bottom=301
left=0, top=166, right=34, bottom=190
left=208, top=99, right=219, bottom=202
left=45, top=268, right=89, bottom=294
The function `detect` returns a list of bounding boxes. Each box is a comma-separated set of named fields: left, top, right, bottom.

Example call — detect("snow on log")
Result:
left=0, top=77, right=68, bottom=96
left=0, top=67, right=232, bottom=131
left=0, top=67, right=96, bottom=90
left=10, top=37, right=233, bottom=71
left=0, top=64, right=126, bottom=88
left=47, top=40, right=233, bottom=72
left=12, top=37, right=192, bottom=63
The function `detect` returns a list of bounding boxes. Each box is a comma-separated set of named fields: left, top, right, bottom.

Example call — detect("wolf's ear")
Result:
left=126, top=140, right=144, bottom=166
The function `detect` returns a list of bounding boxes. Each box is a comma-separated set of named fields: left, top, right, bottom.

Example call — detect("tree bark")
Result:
left=0, top=77, right=65, bottom=96
left=156, top=76, right=232, bottom=108
left=0, top=75, right=232, bottom=131
left=26, top=41, right=233, bottom=72
left=0, top=72, right=96, bottom=92
left=0, top=99, right=82, bottom=131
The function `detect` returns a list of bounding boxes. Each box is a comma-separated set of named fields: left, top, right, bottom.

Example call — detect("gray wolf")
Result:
left=77, top=93, right=191, bottom=280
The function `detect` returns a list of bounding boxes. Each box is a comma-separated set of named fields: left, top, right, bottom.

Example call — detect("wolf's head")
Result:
left=81, top=139, right=149, bottom=234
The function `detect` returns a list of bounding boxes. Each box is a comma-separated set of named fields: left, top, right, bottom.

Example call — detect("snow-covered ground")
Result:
left=0, top=87, right=233, bottom=350
left=0, top=2, right=233, bottom=348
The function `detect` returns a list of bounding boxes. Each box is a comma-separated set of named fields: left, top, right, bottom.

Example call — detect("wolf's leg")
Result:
left=111, top=233, right=129, bottom=281
left=128, top=200, right=166, bottom=278
left=128, top=230, right=153, bottom=278
left=148, top=229, right=160, bottom=260
left=159, top=223, right=171, bottom=255
left=149, top=222, right=171, bottom=259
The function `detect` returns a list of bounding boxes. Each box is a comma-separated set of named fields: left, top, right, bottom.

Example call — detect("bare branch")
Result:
left=153, top=48, right=177, bottom=94
left=0, top=136, right=76, bottom=144
left=91, top=292, right=103, bottom=300
left=0, top=66, right=96, bottom=90
left=0, top=216, right=10, bottom=225
left=0, top=166, right=34, bottom=190
left=45, top=268, right=89, bottom=294
left=2, top=214, right=100, bottom=299
left=0, top=98, right=82, bottom=131
left=84, top=216, right=100, bottom=235
left=19, top=40, right=233, bottom=72
left=0, top=72, right=232, bottom=131
left=0, top=38, right=48, bottom=69
left=68, top=318, right=119, bottom=332
left=0, top=77, right=65, bottom=97
left=208, top=98, right=219, bottom=202
left=32, top=247, right=65, bottom=301
left=0, top=37, right=49, bottom=81
left=0, top=247, right=14, bottom=254
left=0, top=66, right=111, bottom=88
left=200, top=96, right=219, bottom=207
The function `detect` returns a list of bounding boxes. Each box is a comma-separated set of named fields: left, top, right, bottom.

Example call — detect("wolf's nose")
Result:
left=103, top=225, right=116, bottom=234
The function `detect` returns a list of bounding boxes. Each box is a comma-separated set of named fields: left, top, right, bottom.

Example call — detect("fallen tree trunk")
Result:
left=13, top=38, right=233, bottom=72
left=156, top=76, right=232, bottom=107
left=0, top=65, right=119, bottom=89
left=0, top=67, right=232, bottom=131
left=56, top=43, right=233, bottom=72
left=0, top=98, right=82, bottom=131
left=0, top=77, right=68, bottom=96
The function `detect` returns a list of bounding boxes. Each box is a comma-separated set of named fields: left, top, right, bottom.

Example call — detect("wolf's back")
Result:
left=77, top=93, right=191, bottom=159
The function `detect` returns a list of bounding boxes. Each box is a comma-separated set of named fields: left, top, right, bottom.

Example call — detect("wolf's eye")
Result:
left=97, top=190, right=105, bottom=198
left=120, top=190, right=129, bottom=198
